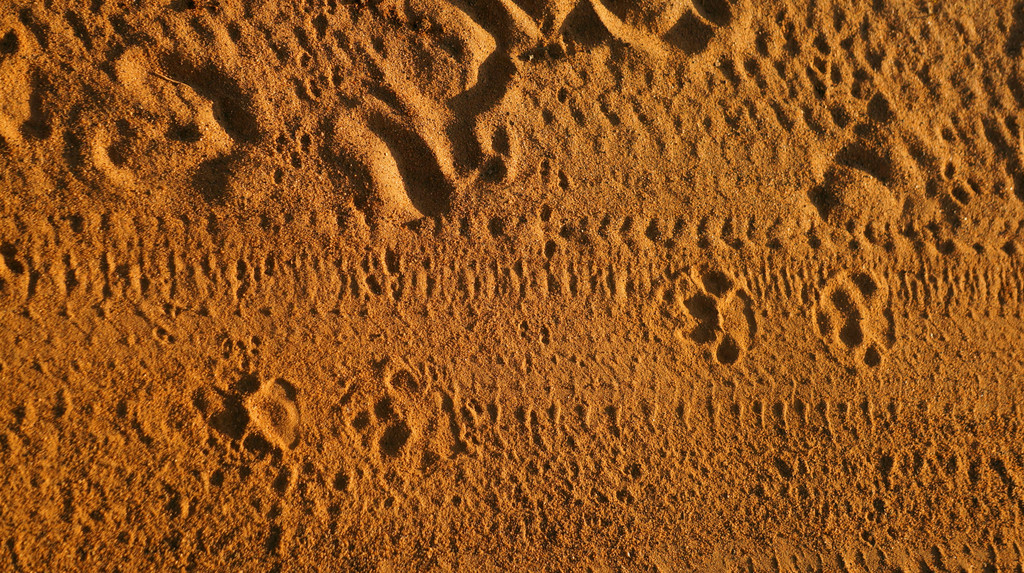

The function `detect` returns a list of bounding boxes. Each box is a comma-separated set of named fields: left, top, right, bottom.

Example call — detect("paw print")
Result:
left=663, top=268, right=757, bottom=365
left=816, top=271, right=896, bottom=369
left=193, top=374, right=300, bottom=456
left=343, top=363, right=441, bottom=466
left=337, top=360, right=476, bottom=474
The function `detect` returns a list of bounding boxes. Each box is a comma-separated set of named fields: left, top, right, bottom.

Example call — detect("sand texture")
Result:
left=3, top=0, right=1024, bottom=570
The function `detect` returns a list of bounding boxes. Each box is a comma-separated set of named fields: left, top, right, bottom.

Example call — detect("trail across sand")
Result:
left=2, top=0, right=1024, bottom=569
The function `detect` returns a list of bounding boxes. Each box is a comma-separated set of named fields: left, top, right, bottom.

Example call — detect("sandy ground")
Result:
left=2, top=0, right=1024, bottom=570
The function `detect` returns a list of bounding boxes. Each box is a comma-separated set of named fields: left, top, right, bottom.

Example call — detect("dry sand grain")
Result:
left=2, top=0, right=1024, bottom=569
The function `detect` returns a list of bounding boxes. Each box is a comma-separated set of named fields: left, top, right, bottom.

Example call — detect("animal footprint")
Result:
left=193, top=375, right=301, bottom=455
left=816, top=271, right=895, bottom=368
left=245, top=379, right=301, bottom=450
left=341, top=362, right=468, bottom=469
left=665, top=268, right=756, bottom=365
left=345, top=366, right=425, bottom=463
left=588, top=0, right=736, bottom=57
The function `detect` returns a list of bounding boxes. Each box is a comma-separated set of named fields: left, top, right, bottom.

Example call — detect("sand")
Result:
left=2, top=0, right=1024, bottom=569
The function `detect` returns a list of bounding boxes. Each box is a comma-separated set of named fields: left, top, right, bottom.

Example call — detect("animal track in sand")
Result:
left=587, top=0, right=738, bottom=57
left=347, top=365, right=428, bottom=462
left=193, top=374, right=300, bottom=454
left=336, top=360, right=480, bottom=473
left=816, top=270, right=895, bottom=369
left=244, top=378, right=301, bottom=450
left=327, top=0, right=738, bottom=228
left=663, top=267, right=757, bottom=365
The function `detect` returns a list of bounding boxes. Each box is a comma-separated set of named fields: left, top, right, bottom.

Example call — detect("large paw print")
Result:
left=355, top=375, right=418, bottom=461
left=816, top=271, right=896, bottom=369
left=340, top=362, right=464, bottom=470
left=193, top=374, right=301, bottom=456
left=344, top=362, right=436, bottom=466
left=664, top=268, right=757, bottom=365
